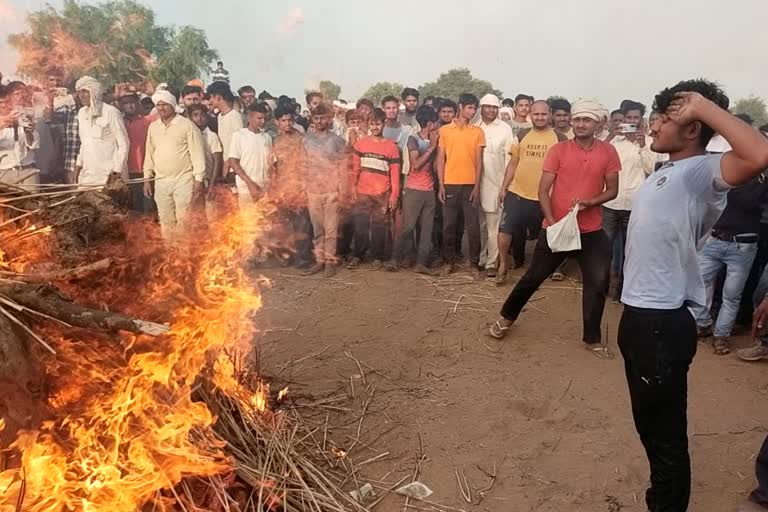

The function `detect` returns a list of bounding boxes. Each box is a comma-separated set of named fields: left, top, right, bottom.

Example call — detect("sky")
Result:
left=1, top=0, right=767, bottom=109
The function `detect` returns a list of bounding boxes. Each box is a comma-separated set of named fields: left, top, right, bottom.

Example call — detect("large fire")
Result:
left=0, top=202, right=273, bottom=511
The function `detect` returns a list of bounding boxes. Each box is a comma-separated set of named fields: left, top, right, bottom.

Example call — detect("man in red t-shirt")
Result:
left=489, top=99, right=621, bottom=358
left=119, top=93, right=154, bottom=213
left=348, top=108, right=401, bottom=269
left=389, top=106, right=440, bottom=274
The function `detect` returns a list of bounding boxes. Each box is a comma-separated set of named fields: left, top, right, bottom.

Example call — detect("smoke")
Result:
left=0, top=0, right=16, bottom=21
left=275, top=7, right=304, bottom=35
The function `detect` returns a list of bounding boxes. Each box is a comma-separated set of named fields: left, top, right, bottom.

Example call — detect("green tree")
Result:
left=546, top=95, right=569, bottom=104
left=318, top=80, right=341, bottom=101
left=732, top=96, right=768, bottom=127
left=418, top=68, right=502, bottom=101
left=150, top=27, right=218, bottom=92
left=9, top=0, right=217, bottom=91
left=361, top=81, right=404, bottom=106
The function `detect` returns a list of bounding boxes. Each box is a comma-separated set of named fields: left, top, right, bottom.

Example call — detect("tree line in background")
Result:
left=8, top=0, right=768, bottom=127
left=8, top=0, right=217, bottom=93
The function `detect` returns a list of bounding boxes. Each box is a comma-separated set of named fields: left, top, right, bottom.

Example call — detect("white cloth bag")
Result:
left=546, top=206, right=581, bottom=253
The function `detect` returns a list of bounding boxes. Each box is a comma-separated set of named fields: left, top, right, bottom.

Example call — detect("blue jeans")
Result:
left=690, top=237, right=758, bottom=337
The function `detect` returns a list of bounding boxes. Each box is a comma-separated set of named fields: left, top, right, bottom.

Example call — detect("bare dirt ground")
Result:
left=255, top=259, right=768, bottom=512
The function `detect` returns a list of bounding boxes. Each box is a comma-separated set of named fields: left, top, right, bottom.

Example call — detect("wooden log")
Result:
left=0, top=258, right=112, bottom=283
left=0, top=283, right=169, bottom=336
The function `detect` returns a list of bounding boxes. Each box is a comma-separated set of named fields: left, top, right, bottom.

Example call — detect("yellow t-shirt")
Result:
left=439, top=122, right=486, bottom=185
left=508, top=128, right=562, bottom=200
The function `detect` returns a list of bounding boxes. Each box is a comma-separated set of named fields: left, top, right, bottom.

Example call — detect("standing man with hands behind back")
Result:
left=436, top=93, right=485, bottom=276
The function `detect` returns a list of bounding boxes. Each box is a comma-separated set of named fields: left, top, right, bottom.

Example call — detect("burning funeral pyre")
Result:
left=0, top=178, right=366, bottom=512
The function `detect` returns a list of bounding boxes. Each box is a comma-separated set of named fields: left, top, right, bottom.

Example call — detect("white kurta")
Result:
left=76, top=103, right=129, bottom=185
left=475, top=118, right=515, bottom=213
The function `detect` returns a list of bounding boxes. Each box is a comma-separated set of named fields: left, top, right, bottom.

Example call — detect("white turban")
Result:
left=571, top=99, right=608, bottom=122
left=75, top=75, right=104, bottom=118
left=152, top=90, right=178, bottom=108
left=500, top=106, right=514, bottom=117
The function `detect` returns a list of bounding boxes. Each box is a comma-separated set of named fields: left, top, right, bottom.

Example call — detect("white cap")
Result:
left=479, top=94, right=500, bottom=107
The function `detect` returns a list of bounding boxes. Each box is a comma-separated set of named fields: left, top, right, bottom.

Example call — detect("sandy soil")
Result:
left=254, top=260, right=767, bottom=512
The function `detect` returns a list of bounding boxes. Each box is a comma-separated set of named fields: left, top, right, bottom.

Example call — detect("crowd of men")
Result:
left=4, top=68, right=768, bottom=511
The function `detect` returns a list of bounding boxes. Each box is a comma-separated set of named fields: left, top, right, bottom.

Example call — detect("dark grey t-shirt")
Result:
left=622, top=154, right=728, bottom=309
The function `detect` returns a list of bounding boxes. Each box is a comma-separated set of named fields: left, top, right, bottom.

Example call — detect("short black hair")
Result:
left=247, top=102, right=268, bottom=114
left=549, top=98, right=571, bottom=114
left=274, top=105, right=294, bottom=119
left=502, top=98, right=514, bottom=107
left=258, top=90, right=273, bottom=101
left=207, top=82, right=235, bottom=103
left=238, top=85, right=256, bottom=96
left=401, top=87, right=419, bottom=101
left=371, top=107, right=386, bottom=123
left=415, top=105, right=438, bottom=127
left=621, top=100, right=647, bottom=117
left=4, top=81, right=26, bottom=95
left=423, top=95, right=435, bottom=105
left=312, top=103, right=331, bottom=117
left=653, top=79, right=730, bottom=147
left=514, top=94, right=533, bottom=104
left=217, top=61, right=223, bottom=66
left=305, top=91, right=322, bottom=104
left=439, top=99, right=458, bottom=113
left=735, top=113, right=754, bottom=125
left=181, top=85, right=203, bottom=98
left=141, top=97, right=155, bottom=108
left=458, top=93, right=479, bottom=107
left=610, top=109, right=624, bottom=117
left=356, top=98, right=374, bottom=110
left=381, top=95, right=399, bottom=106
left=186, top=103, right=207, bottom=116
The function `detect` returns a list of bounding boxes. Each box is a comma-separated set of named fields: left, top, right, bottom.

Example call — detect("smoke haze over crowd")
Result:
left=1, top=0, right=766, bottom=105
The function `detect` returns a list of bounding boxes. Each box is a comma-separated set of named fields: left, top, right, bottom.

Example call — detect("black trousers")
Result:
left=277, top=207, right=313, bottom=264
left=442, top=184, right=480, bottom=266
left=499, top=230, right=610, bottom=343
left=618, top=305, right=697, bottom=512
left=499, top=192, right=542, bottom=266
left=394, top=189, right=436, bottom=266
left=750, top=435, right=768, bottom=506
left=352, top=193, right=390, bottom=261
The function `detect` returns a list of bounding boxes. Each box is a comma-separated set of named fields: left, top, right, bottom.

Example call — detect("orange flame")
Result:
left=0, top=202, right=271, bottom=511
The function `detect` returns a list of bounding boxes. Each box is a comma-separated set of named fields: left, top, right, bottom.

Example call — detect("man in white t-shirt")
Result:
left=620, top=79, right=768, bottom=512
left=207, top=81, right=243, bottom=180
left=188, top=104, right=223, bottom=209
left=229, top=103, right=272, bottom=204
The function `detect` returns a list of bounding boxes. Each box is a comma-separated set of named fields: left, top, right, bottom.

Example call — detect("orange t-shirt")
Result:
left=438, top=122, right=486, bottom=185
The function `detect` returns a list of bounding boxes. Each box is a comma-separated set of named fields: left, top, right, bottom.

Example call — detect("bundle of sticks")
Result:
left=0, top=178, right=366, bottom=511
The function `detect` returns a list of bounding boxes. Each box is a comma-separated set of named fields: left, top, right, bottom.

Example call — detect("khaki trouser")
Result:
left=307, top=192, right=339, bottom=264
left=154, top=173, right=194, bottom=242
left=480, top=210, right=502, bottom=270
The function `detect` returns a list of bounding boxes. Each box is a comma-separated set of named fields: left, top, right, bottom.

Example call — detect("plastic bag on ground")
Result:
left=546, top=206, right=581, bottom=253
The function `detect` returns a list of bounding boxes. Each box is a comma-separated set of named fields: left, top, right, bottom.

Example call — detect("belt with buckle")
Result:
left=712, top=230, right=758, bottom=244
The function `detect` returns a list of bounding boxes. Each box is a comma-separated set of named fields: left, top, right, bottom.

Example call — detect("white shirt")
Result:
left=622, top=154, right=729, bottom=309
left=0, top=124, right=39, bottom=170
left=603, top=135, right=657, bottom=211
left=217, top=108, right=245, bottom=162
left=230, top=128, right=272, bottom=189
left=474, top=118, right=515, bottom=213
left=706, top=134, right=732, bottom=153
left=201, top=127, right=223, bottom=181
left=75, top=103, right=129, bottom=182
